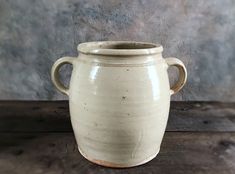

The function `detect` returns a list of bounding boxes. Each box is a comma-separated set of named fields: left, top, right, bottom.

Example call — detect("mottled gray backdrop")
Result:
left=0, top=0, right=234, bottom=101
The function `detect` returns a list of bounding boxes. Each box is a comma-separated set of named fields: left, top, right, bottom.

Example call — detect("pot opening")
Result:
left=78, top=41, right=163, bottom=56
left=96, top=42, right=156, bottom=49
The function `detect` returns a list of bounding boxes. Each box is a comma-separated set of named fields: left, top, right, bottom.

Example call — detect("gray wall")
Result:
left=0, top=0, right=234, bottom=101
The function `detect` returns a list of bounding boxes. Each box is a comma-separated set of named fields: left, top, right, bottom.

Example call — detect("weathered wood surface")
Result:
left=0, top=132, right=234, bottom=174
left=0, top=101, right=235, bottom=173
left=0, top=101, right=235, bottom=132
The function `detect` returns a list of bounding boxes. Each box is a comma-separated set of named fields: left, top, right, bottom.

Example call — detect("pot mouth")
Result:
left=77, top=41, right=163, bottom=56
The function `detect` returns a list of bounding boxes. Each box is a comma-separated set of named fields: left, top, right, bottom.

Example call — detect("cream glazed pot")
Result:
left=51, top=41, right=187, bottom=168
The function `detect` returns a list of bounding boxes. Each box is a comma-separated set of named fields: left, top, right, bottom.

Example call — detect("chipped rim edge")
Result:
left=78, top=148, right=160, bottom=168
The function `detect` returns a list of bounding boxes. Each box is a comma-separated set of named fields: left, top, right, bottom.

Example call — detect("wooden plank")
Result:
left=168, top=101, right=235, bottom=132
left=0, top=101, right=72, bottom=132
left=0, top=101, right=234, bottom=132
left=0, top=132, right=234, bottom=174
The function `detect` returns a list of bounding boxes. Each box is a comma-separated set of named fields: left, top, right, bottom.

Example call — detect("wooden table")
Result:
left=0, top=101, right=234, bottom=174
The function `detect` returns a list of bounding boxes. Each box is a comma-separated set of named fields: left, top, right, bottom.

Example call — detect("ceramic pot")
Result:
left=51, top=41, right=187, bottom=168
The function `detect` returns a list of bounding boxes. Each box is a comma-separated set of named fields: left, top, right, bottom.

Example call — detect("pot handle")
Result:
left=51, top=57, right=75, bottom=96
left=165, top=58, right=187, bottom=95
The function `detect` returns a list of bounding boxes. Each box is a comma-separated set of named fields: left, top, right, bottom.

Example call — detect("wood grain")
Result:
left=0, top=101, right=234, bottom=132
left=0, top=132, right=234, bottom=174
left=0, top=101, right=235, bottom=173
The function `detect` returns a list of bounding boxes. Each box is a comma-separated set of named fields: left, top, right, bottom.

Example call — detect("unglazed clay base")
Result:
left=78, top=147, right=160, bottom=168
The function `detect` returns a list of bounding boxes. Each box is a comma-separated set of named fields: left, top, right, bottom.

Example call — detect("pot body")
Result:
left=70, top=53, right=170, bottom=167
left=51, top=41, right=187, bottom=167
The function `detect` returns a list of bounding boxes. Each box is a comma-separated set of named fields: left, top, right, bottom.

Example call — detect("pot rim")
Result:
left=77, top=41, right=163, bottom=56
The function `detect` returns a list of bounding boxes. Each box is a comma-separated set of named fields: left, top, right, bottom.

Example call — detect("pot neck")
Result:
left=77, top=53, right=164, bottom=67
